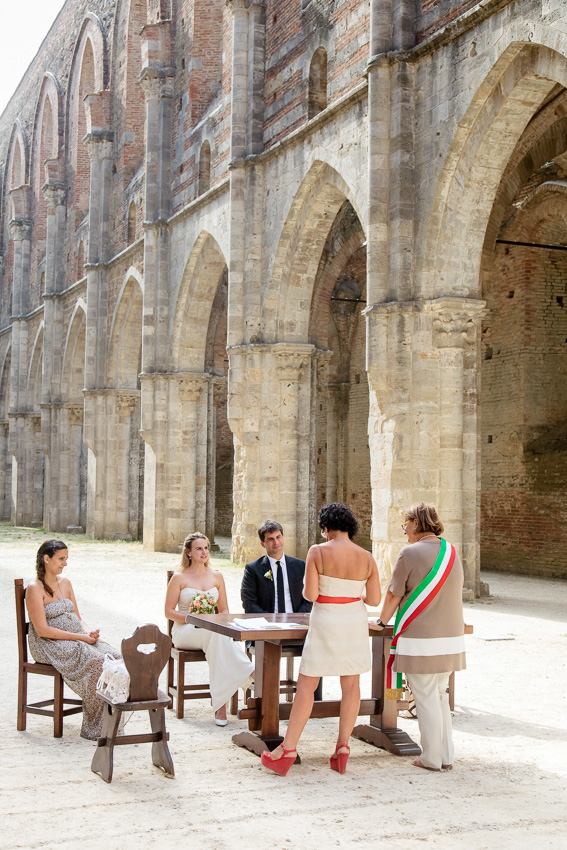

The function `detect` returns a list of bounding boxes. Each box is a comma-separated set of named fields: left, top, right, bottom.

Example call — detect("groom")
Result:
left=241, top=519, right=312, bottom=615
left=241, top=519, right=322, bottom=701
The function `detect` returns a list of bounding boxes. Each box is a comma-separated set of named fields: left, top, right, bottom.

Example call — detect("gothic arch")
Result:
left=420, top=40, right=567, bottom=301
left=0, top=344, right=11, bottom=419
left=66, top=14, right=109, bottom=229
left=265, top=160, right=364, bottom=343
left=112, top=0, right=147, bottom=185
left=27, top=324, right=44, bottom=411
left=61, top=300, right=87, bottom=401
left=107, top=270, right=143, bottom=388
left=171, top=231, right=228, bottom=372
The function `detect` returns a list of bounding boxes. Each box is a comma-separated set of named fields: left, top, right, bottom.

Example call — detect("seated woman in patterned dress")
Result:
left=25, top=539, right=122, bottom=740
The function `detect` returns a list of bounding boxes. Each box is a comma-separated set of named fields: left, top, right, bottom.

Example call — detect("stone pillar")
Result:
left=139, top=24, right=174, bottom=374
left=41, top=179, right=68, bottom=529
left=141, top=373, right=209, bottom=551
left=84, top=133, right=113, bottom=390
left=83, top=389, right=141, bottom=539
left=228, top=343, right=316, bottom=563
left=366, top=297, right=484, bottom=597
left=138, top=24, right=176, bottom=549
left=432, top=300, right=485, bottom=598
left=0, top=420, right=9, bottom=519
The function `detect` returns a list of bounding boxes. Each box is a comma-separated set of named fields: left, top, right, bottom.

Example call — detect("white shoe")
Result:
left=215, top=716, right=228, bottom=727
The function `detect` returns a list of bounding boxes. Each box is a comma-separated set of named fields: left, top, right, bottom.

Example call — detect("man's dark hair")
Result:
left=318, top=503, right=359, bottom=539
left=258, top=519, right=284, bottom=542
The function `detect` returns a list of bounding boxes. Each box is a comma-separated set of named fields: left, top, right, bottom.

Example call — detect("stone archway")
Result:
left=481, top=141, right=567, bottom=580
left=309, top=201, right=371, bottom=548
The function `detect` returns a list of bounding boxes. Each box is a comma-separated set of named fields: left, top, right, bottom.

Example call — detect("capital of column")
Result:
left=177, top=374, right=209, bottom=404
left=138, top=67, right=175, bottom=101
left=274, top=343, right=316, bottom=382
left=42, top=182, right=66, bottom=212
left=115, top=391, right=140, bottom=415
left=84, top=131, right=114, bottom=162
left=226, top=0, right=251, bottom=13
left=8, top=218, right=32, bottom=241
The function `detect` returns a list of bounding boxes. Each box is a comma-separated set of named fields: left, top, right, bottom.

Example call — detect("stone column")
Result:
left=141, top=373, right=209, bottom=551
left=41, top=180, right=67, bottom=528
left=432, top=300, right=485, bottom=598
left=84, top=133, right=113, bottom=391
left=0, top=421, right=9, bottom=520
left=83, top=389, right=141, bottom=539
left=228, top=343, right=315, bottom=562
left=366, top=297, right=485, bottom=596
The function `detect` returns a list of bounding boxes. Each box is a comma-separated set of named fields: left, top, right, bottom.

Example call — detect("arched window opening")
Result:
left=308, top=48, right=327, bottom=119
left=127, top=201, right=136, bottom=244
left=198, top=141, right=211, bottom=195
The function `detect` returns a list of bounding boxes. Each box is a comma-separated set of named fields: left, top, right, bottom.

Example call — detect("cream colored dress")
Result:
left=299, top=573, right=371, bottom=677
left=171, top=586, right=254, bottom=711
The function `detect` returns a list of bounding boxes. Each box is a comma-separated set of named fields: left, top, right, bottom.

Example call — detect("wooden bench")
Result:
left=15, top=578, right=82, bottom=738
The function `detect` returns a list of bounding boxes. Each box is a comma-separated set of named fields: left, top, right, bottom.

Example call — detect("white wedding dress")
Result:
left=171, top=586, right=254, bottom=711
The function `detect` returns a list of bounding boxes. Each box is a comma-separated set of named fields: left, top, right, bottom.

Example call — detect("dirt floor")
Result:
left=1, top=524, right=566, bottom=850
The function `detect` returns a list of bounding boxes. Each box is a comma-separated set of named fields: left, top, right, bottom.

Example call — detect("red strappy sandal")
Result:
left=260, top=746, right=298, bottom=776
left=330, top=744, right=350, bottom=774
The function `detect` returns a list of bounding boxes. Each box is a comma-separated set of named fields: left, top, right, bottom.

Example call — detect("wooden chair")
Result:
left=166, top=571, right=238, bottom=718
left=15, top=578, right=83, bottom=738
left=91, top=623, right=174, bottom=783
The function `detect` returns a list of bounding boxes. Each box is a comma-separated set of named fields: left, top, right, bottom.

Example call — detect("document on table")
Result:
left=232, top=617, right=305, bottom=630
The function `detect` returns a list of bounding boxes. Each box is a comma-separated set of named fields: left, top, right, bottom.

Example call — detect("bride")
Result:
left=165, top=532, right=254, bottom=725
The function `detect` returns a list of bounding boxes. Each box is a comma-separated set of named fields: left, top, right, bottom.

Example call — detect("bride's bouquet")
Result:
left=188, top=591, right=217, bottom=614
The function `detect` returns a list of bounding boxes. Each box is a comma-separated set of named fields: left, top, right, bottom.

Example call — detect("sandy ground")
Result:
left=1, top=524, right=566, bottom=850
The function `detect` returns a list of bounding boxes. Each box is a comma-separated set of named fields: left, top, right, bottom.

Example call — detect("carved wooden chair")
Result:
left=166, top=571, right=238, bottom=718
left=91, top=623, right=174, bottom=783
left=15, top=578, right=83, bottom=737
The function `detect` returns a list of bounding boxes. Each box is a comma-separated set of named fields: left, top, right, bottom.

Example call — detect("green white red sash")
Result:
left=386, top=538, right=456, bottom=699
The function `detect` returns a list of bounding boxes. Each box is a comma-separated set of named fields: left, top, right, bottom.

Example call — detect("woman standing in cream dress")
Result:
left=261, top=503, right=381, bottom=776
left=165, top=532, right=254, bottom=726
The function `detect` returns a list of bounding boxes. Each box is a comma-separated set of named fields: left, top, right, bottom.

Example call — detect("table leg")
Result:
left=352, top=635, right=421, bottom=756
left=233, top=640, right=284, bottom=755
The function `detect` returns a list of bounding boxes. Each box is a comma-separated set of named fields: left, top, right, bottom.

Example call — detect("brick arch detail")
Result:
left=107, top=269, right=144, bottom=389
left=170, top=231, right=228, bottom=372
left=61, top=299, right=87, bottom=402
left=266, top=160, right=364, bottom=343
left=421, top=39, right=567, bottom=301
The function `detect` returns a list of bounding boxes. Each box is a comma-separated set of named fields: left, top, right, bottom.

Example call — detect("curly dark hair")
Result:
left=318, top=503, right=359, bottom=539
left=36, top=539, right=68, bottom=597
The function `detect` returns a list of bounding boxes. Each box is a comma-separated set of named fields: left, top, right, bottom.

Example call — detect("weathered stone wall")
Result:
left=1, top=0, right=567, bottom=593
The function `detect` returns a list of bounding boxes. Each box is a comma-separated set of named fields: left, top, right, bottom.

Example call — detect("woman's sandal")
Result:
left=330, top=744, right=350, bottom=774
left=260, top=746, right=298, bottom=776
left=412, top=758, right=440, bottom=771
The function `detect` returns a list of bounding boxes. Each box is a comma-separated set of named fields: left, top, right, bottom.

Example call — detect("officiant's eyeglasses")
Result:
left=401, top=519, right=412, bottom=531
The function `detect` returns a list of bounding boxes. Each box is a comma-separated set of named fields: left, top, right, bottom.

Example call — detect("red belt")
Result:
left=316, top=595, right=361, bottom=604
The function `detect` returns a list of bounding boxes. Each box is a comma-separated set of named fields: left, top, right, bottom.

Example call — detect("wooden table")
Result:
left=184, top=612, right=472, bottom=758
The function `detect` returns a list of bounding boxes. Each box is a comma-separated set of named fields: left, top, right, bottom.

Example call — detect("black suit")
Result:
left=241, top=554, right=321, bottom=699
left=241, top=555, right=312, bottom=614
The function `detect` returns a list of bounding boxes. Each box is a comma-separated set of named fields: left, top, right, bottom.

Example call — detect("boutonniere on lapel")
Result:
left=264, top=569, right=273, bottom=581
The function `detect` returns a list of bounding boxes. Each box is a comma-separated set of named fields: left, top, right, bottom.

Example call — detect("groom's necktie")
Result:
left=275, top=560, right=285, bottom=613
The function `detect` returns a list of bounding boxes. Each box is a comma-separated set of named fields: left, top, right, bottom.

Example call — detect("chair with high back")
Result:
left=91, top=623, right=174, bottom=783
left=166, top=571, right=238, bottom=718
left=15, top=578, right=83, bottom=737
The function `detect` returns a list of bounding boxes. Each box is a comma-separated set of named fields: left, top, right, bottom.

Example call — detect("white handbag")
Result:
left=96, top=654, right=131, bottom=704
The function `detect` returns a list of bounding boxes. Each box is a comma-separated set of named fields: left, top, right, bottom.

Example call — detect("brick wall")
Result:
left=481, top=226, right=567, bottom=579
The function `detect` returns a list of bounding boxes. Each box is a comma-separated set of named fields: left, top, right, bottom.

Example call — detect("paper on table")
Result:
left=232, top=617, right=305, bottom=630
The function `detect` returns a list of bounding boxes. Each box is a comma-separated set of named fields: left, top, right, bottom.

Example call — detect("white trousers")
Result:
left=171, top=623, right=254, bottom=712
left=406, top=671, right=454, bottom=770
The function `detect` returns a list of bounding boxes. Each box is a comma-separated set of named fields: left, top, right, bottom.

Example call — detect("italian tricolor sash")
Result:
left=386, top=538, right=457, bottom=699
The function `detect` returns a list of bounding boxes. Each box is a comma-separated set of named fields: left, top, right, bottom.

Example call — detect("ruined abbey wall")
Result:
left=2, top=0, right=567, bottom=592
